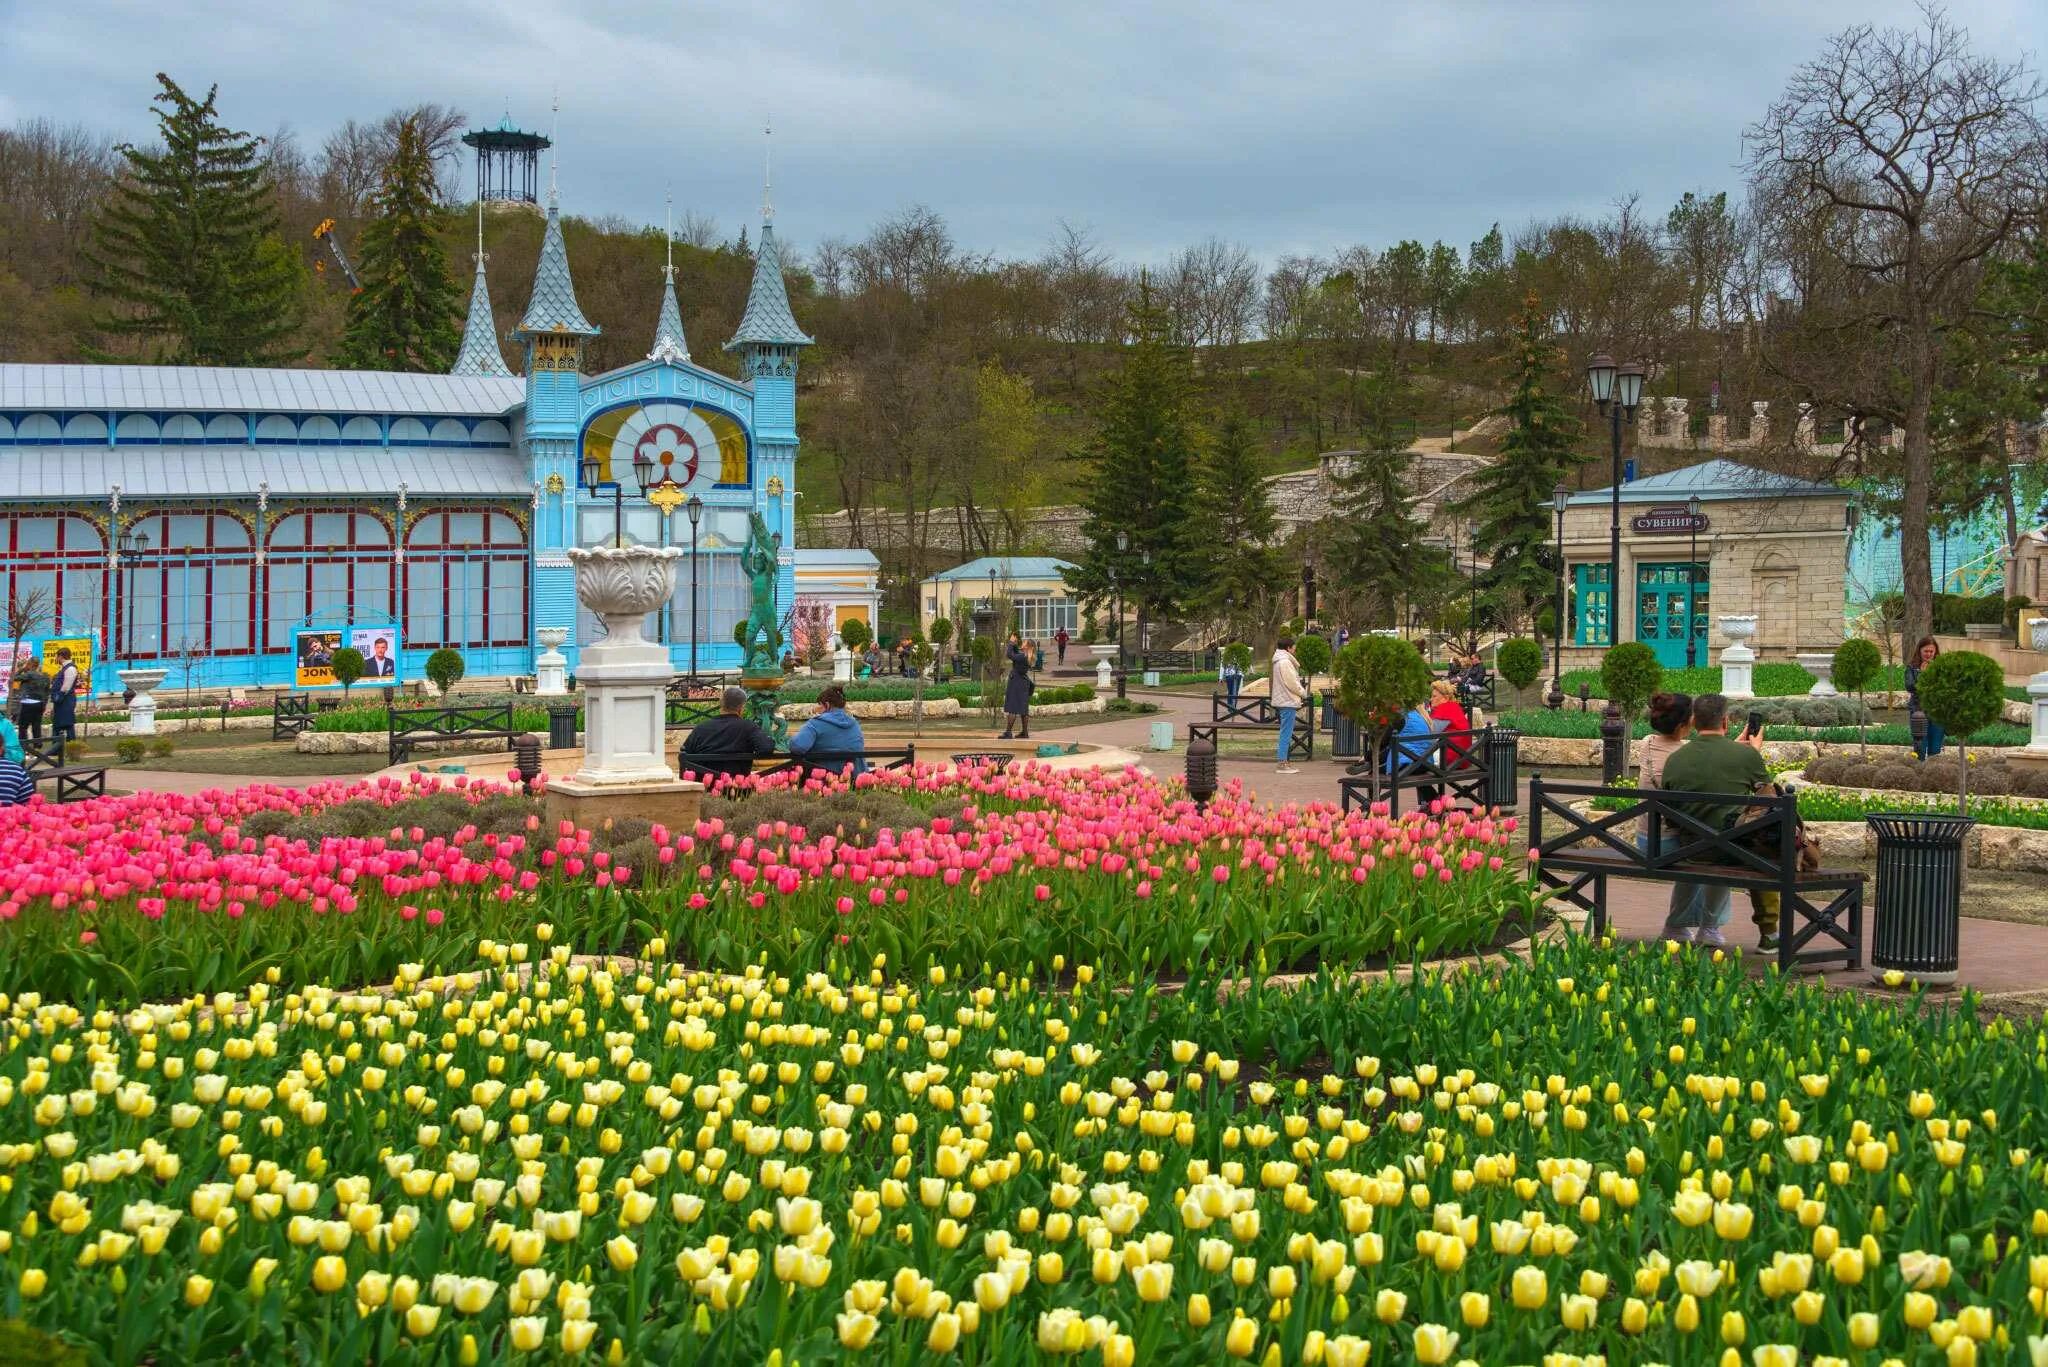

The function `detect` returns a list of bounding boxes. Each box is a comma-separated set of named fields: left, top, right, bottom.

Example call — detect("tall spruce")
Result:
left=1064, top=275, right=1202, bottom=635
left=1324, top=369, right=1439, bottom=629
left=85, top=73, right=302, bottom=364
left=1189, top=412, right=1288, bottom=637
left=337, top=117, right=461, bottom=371
left=1451, top=294, right=1587, bottom=628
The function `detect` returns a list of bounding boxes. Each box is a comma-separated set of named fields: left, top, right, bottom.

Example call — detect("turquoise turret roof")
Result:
left=724, top=221, right=813, bottom=351
left=516, top=199, right=599, bottom=339
left=450, top=256, right=512, bottom=378
left=648, top=268, right=690, bottom=363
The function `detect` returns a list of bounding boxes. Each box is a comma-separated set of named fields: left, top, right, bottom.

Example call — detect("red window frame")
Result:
left=262, top=509, right=396, bottom=651
left=403, top=508, right=528, bottom=649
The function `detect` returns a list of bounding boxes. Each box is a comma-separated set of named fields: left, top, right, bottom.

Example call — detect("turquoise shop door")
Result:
left=1635, top=563, right=1708, bottom=668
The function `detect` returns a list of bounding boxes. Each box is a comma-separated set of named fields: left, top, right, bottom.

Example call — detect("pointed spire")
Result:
left=649, top=194, right=690, bottom=363
left=725, top=219, right=812, bottom=351
left=762, top=119, right=774, bottom=223
left=516, top=198, right=599, bottom=339
left=451, top=203, right=511, bottom=378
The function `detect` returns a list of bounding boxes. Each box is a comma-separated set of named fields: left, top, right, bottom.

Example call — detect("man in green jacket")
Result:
left=1660, top=692, right=1769, bottom=949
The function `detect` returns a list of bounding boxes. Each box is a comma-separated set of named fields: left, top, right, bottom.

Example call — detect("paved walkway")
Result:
left=1033, top=689, right=2048, bottom=1000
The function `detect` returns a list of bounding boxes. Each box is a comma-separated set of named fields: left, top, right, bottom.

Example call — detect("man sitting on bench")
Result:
left=1659, top=692, right=1770, bottom=950
left=680, top=686, right=775, bottom=782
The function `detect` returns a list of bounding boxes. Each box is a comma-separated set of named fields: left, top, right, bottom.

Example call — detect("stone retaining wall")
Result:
left=78, top=713, right=272, bottom=736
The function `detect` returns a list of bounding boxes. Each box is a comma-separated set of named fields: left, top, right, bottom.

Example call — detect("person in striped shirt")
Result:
left=0, top=757, right=34, bottom=807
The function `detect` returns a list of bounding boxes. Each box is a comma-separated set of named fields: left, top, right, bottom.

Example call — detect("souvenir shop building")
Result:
left=0, top=189, right=855, bottom=695
left=1557, top=459, right=1853, bottom=672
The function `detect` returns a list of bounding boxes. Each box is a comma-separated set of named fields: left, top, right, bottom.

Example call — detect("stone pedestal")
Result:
left=1795, top=652, right=1837, bottom=697
left=1095, top=657, right=1114, bottom=690
left=2016, top=672, right=2048, bottom=774
left=563, top=545, right=684, bottom=791
left=833, top=646, right=853, bottom=683
left=535, top=627, right=569, bottom=697
left=119, top=669, right=167, bottom=736
left=1718, top=615, right=1758, bottom=700
left=545, top=776, right=704, bottom=831
left=2029, top=617, right=2048, bottom=653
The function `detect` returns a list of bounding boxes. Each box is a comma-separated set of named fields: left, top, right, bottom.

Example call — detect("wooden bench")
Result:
left=1339, top=726, right=1502, bottom=816
left=1207, top=694, right=1315, bottom=759
left=1528, top=776, right=1862, bottom=973
left=388, top=704, right=520, bottom=767
left=24, top=741, right=107, bottom=802
left=272, top=693, right=314, bottom=740
left=680, top=746, right=919, bottom=788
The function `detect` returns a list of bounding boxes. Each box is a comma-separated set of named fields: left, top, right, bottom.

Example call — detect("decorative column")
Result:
left=1719, top=615, right=1757, bottom=699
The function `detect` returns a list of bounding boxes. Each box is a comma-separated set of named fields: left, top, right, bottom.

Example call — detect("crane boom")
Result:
left=311, top=218, right=362, bottom=292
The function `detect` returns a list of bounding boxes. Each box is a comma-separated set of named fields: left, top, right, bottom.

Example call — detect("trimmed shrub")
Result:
left=1872, top=762, right=1921, bottom=791
left=839, top=618, right=873, bottom=652
left=145, top=737, right=174, bottom=759
left=330, top=647, right=365, bottom=697
left=1294, top=633, right=1333, bottom=678
left=1496, top=639, right=1543, bottom=706
left=424, top=649, right=466, bottom=695
left=1599, top=643, right=1662, bottom=723
left=114, top=738, right=145, bottom=764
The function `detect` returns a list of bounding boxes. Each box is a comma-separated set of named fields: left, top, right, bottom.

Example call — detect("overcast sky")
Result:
left=3, top=0, right=2043, bottom=269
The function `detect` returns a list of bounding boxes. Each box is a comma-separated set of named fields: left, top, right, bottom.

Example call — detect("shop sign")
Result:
left=1630, top=504, right=1709, bottom=535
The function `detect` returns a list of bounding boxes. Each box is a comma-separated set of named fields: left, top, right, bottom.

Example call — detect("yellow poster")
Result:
left=41, top=637, right=93, bottom=697
left=294, top=630, right=341, bottom=689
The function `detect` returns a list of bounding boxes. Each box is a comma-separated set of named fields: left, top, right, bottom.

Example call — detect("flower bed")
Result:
left=0, top=768, right=1526, bottom=1004
left=1, top=937, right=2040, bottom=1362
left=1496, top=708, right=2026, bottom=749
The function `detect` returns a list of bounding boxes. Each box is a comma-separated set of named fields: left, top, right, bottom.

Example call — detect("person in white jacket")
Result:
left=1270, top=637, right=1305, bottom=774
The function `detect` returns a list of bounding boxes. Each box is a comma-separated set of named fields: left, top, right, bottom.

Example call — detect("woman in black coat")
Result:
left=1000, top=632, right=1034, bottom=740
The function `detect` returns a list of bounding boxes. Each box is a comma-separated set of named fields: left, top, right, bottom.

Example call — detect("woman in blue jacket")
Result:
left=789, top=685, right=868, bottom=776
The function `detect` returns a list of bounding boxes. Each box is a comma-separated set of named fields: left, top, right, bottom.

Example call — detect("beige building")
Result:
left=792, top=547, right=881, bottom=635
left=1557, top=459, right=1852, bottom=673
left=920, top=556, right=1080, bottom=643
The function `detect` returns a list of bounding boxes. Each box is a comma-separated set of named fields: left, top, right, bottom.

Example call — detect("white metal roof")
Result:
left=0, top=446, right=534, bottom=499
left=0, top=364, right=525, bottom=416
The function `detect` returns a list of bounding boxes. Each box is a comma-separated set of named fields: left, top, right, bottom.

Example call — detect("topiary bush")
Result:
left=1496, top=638, right=1543, bottom=707
left=114, top=738, right=145, bottom=764
left=1335, top=636, right=1432, bottom=779
left=1294, top=633, right=1333, bottom=679
left=330, top=646, right=365, bottom=697
left=1832, top=637, right=1882, bottom=758
left=424, top=648, right=466, bottom=696
left=1916, top=649, right=2007, bottom=812
left=839, top=618, right=873, bottom=653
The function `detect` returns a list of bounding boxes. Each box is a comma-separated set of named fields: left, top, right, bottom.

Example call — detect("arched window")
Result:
left=404, top=509, right=527, bottom=649
left=0, top=513, right=103, bottom=640
left=264, top=509, right=394, bottom=650
left=122, top=511, right=256, bottom=657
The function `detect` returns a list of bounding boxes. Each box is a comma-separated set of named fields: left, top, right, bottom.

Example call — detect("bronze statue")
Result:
left=739, top=512, right=781, bottom=678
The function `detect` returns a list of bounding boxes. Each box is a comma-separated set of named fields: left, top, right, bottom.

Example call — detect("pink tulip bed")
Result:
left=0, top=765, right=1536, bottom=1004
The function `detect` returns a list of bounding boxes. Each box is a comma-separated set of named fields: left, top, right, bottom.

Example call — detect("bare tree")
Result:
left=0, top=119, right=115, bottom=286
left=1165, top=237, right=1261, bottom=351
left=676, top=210, right=721, bottom=250
left=1745, top=3, right=2045, bottom=642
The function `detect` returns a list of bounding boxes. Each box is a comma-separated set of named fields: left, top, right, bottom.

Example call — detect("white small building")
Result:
left=921, top=556, right=1080, bottom=642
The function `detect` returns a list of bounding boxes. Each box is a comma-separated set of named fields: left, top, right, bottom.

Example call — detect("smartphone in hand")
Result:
left=1744, top=710, right=1765, bottom=738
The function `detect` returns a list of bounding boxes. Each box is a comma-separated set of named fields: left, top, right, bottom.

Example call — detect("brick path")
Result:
left=1034, top=689, right=2048, bottom=999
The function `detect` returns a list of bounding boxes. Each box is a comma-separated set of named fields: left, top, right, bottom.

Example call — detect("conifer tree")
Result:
left=1452, top=294, right=1587, bottom=628
left=86, top=73, right=303, bottom=364
left=1189, top=412, right=1287, bottom=637
left=337, top=117, right=461, bottom=371
left=1324, top=369, right=1441, bottom=629
left=1064, top=276, right=1203, bottom=636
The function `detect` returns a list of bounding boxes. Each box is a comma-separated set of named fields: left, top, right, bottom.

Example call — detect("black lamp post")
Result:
left=1586, top=353, right=1645, bottom=769
left=1547, top=483, right=1568, bottom=709
left=1465, top=519, right=1479, bottom=649
left=1301, top=561, right=1317, bottom=628
left=684, top=493, right=704, bottom=684
left=117, top=523, right=149, bottom=665
left=1113, top=530, right=1129, bottom=701
left=1685, top=491, right=1703, bottom=668
left=579, top=452, right=660, bottom=548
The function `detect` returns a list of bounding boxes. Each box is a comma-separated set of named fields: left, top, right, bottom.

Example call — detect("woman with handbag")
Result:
left=1000, top=632, right=1034, bottom=740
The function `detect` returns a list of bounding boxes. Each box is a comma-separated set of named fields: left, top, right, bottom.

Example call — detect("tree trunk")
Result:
left=1898, top=294, right=1938, bottom=647
left=1958, top=741, right=1969, bottom=818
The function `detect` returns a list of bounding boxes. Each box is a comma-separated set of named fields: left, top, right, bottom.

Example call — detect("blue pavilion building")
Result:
left=0, top=190, right=833, bottom=695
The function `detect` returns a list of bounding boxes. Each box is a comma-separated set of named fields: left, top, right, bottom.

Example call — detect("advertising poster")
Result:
left=349, top=625, right=401, bottom=681
left=41, top=637, right=92, bottom=696
left=294, top=629, right=341, bottom=688
left=0, top=642, right=20, bottom=700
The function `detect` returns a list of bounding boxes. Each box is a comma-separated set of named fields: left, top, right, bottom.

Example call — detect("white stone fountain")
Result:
left=543, top=546, right=702, bottom=827
left=118, top=668, right=168, bottom=736
left=534, top=627, right=570, bottom=697
left=1718, top=615, right=1758, bottom=699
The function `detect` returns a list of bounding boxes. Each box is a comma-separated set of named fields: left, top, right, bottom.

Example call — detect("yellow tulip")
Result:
left=1721, top=1310, right=1746, bottom=1347
left=1560, top=1294, right=1597, bottom=1331
left=1411, top=1323, right=1458, bottom=1365
left=927, top=1312, right=963, bottom=1354
left=1511, top=1265, right=1548, bottom=1310
left=312, top=1256, right=348, bottom=1294
left=1713, top=1201, right=1754, bottom=1241
left=406, top=1305, right=442, bottom=1338
left=560, top=1321, right=597, bottom=1354
left=1792, top=1291, right=1824, bottom=1326
left=510, top=1317, right=548, bottom=1352
left=183, top=1274, right=213, bottom=1308
left=1459, top=1292, right=1489, bottom=1329
left=605, top=1236, right=638, bottom=1273
left=837, top=1312, right=880, bottom=1351
left=1135, top=1262, right=1174, bottom=1303
left=1621, top=1298, right=1648, bottom=1335
left=1189, top=1294, right=1212, bottom=1328
left=1375, top=1288, right=1407, bottom=1323
left=1324, top=1336, right=1371, bottom=1367
left=1224, top=1315, right=1259, bottom=1359
left=1102, top=1332, right=1135, bottom=1367
left=19, top=1268, right=48, bottom=1299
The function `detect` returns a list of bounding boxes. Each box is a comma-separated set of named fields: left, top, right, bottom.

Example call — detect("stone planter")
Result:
left=2029, top=617, right=2048, bottom=652
left=1794, top=652, right=1837, bottom=697
left=563, top=545, right=685, bottom=788
left=1718, top=615, right=1758, bottom=699
left=118, top=668, right=168, bottom=736
left=1963, top=623, right=2005, bottom=641
left=535, top=626, right=570, bottom=696
left=1718, top=615, right=1758, bottom=643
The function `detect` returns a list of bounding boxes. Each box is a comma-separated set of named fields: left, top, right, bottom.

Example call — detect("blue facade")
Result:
left=0, top=196, right=810, bottom=696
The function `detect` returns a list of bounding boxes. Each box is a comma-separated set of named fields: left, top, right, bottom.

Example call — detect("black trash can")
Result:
left=1867, top=813, right=1973, bottom=984
left=547, top=702, right=578, bottom=751
left=1332, top=712, right=1362, bottom=761
left=1320, top=693, right=1336, bottom=734
left=1483, top=726, right=1520, bottom=811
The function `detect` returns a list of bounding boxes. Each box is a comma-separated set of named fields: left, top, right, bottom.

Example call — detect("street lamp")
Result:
left=1112, top=530, right=1129, bottom=701
left=1547, top=483, right=1569, bottom=709
left=116, top=523, right=149, bottom=665
left=1301, top=561, right=1317, bottom=629
left=578, top=452, right=659, bottom=548
left=683, top=494, right=704, bottom=684
left=1465, top=519, right=1479, bottom=649
left=1587, top=353, right=1645, bottom=778
left=1685, top=492, right=1703, bottom=668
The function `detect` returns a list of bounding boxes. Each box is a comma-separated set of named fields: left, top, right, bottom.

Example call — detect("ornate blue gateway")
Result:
left=0, top=165, right=815, bottom=695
